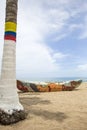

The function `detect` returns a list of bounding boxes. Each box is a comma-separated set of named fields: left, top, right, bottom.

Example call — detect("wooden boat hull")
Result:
left=17, top=80, right=82, bottom=92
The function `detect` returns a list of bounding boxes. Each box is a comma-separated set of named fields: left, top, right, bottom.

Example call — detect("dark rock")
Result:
left=0, top=109, right=27, bottom=125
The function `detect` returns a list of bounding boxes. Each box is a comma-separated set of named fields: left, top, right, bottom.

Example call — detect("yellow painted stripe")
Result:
left=5, top=22, right=17, bottom=32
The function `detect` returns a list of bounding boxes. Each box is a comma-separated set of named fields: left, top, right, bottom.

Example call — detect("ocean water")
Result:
left=24, top=77, right=87, bottom=82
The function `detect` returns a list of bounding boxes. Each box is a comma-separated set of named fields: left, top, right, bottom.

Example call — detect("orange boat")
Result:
left=17, top=80, right=82, bottom=92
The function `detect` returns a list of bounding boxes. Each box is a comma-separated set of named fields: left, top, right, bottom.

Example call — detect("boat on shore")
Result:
left=17, top=79, right=82, bottom=92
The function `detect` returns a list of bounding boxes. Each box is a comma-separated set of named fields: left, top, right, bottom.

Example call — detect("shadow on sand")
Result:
left=29, top=109, right=68, bottom=122
left=20, top=96, right=68, bottom=122
left=20, top=96, right=51, bottom=106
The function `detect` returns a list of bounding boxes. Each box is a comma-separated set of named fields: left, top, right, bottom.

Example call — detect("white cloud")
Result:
left=79, top=16, right=87, bottom=39
left=77, top=64, right=87, bottom=71
left=53, top=52, right=68, bottom=60
left=0, top=0, right=87, bottom=78
left=16, top=42, right=60, bottom=75
left=53, top=33, right=67, bottom=41
left=69, top=24, right=83, bottom=32
left=16, top=1, right=71, bottom=78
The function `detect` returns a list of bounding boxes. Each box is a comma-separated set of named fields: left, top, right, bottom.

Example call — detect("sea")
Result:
left=23, top=77, right=87, bottom=83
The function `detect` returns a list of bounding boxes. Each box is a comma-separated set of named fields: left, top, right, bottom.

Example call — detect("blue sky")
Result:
left=0, top=0, right=87, bottom=79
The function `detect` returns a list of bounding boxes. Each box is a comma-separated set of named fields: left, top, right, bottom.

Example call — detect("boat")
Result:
left=17, top=79, right=82, bottom=92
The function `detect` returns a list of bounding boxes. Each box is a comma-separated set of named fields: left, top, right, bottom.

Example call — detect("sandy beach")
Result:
left=0, top=82, right=87, bottom=130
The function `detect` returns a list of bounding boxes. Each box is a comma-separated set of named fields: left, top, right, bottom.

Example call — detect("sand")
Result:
left=0, top=82, right=87, bottom=130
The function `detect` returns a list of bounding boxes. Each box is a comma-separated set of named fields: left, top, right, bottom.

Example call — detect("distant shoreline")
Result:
left=17, top=77, right=87, bottom=83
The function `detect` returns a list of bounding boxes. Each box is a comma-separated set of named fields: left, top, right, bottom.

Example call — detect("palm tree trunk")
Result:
left=0, top=0, right=26, bottom=125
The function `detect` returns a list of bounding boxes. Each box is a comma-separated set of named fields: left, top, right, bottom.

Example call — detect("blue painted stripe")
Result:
left=5, top=31, right=16, bottom=37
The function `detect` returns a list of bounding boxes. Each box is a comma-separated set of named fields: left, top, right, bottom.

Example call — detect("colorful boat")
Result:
left=17, top=80, right=82, bottom=92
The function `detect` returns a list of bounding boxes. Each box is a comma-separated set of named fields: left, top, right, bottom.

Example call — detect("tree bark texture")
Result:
left=0, top=0, right=26, bottom=125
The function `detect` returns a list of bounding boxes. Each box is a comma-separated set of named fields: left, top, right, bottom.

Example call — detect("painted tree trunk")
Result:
left=0, top=0, right=26, bottom=124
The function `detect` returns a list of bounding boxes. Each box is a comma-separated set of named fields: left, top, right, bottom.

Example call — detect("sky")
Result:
left=0, top=0, right=87, bottom=79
